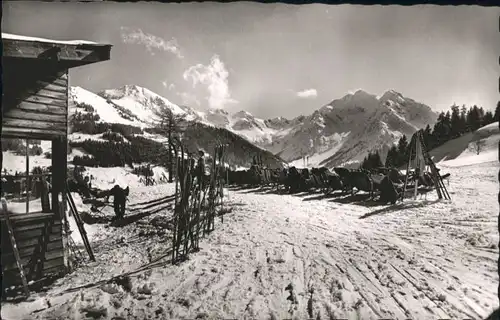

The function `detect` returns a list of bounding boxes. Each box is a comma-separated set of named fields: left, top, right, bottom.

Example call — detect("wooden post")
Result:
left=226, top=159, right=229, bottom=201
left=413, top=138, right=420, bottom=200
left=60, top=199, right=72, bottom=272
left=66, top=190, right=95, bottom=261
left=25, top=139, right=30, bottom=213
left=52, top=137, right=67, bottom=218
left=40, top=176, right=50, bottom=213
left=418, top=132, right=446, bottom=200
left=401, top=136, right=414, bottom=202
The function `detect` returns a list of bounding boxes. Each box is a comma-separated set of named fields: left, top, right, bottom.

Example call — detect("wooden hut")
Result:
left=1, top=33, right=112, bottom=296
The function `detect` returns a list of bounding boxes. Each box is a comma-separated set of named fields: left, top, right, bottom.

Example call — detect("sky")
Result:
left=3, top=2, right=499, bottom=119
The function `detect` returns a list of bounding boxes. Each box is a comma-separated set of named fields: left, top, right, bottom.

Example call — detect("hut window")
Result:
left=1, top=138, right=53, bottom=214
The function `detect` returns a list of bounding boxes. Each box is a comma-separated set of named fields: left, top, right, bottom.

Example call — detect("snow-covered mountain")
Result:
left=70, top=85, right=437, bottom=168
left=278, top=89, right=438, bottom=168
left=71, top=85, right=293, bottom=145
left=68, top=85, right=286, bottom=168
left=98, top=85, right=189, bottom=125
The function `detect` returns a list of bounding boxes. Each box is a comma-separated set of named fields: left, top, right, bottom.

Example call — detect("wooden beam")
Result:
left=4, top=234, right=62, bottom=250
left=6, top=109, right=67, bottom=123
left=3, top=173, right=52, bottom=179
left=3, top=118, right=66, bottom=131
left=24, top=88, right=67, bottom=101
left=3, top=39, right=111, bottom=66
left=21, top=81, right=67, bottom=94
left=15, top=220, right=61, bottom=233
left=3, top=253, right=65, bottom=273
left=23, top=96, right=66, bottom=108
left=0, top=212, right=55, bottom=222
left=1, top=128, right=65, bottom=140
left=14, top=101, right=66, bottom=115
left=2, top=240, right=63, bottom=259
left=12, top=225, right=62, bottom=242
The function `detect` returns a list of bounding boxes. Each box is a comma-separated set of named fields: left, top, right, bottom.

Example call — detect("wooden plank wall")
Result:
left=1, top=213, right=65, bottom=288
left=2, top=63, right=69, bottom=140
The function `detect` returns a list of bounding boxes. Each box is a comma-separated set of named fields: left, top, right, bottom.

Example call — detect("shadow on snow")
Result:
left=359, top=199, right=442, bottom=219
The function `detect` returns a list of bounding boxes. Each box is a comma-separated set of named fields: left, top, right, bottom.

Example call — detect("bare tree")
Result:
left=470, top=139, right=486, bottom=155
left=154, top=106, right=186, bottom=182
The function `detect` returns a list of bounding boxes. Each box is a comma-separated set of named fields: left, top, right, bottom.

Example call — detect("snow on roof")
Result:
left=2, top=33, right=109, bottom=46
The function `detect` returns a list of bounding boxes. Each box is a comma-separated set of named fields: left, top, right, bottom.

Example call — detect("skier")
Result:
left=105, top=185, right=129, bottom=220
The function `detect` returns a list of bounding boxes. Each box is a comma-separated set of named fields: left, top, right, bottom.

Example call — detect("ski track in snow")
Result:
left=2, top=162, right=499, bottom=320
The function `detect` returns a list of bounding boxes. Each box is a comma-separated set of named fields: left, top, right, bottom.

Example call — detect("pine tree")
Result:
left=431, top=112, right=446, bottom=147
left=154, top=106, right=185, bottom=182
left=494, top=102, right=500, bottom=122
left=395, top=135, right=409, bottom=167
left=483, top=111, right=494, bottom=127
left=385, top=145, right=398, bottom=168
left=362, top=150, right=383, bottom=170
left=443, top=111, right=452, bottom=140
left=467, top=105, right=481, bottom=132
left=478, top=106, right=485, bottom=121
left=361, top=153, right=370, bottom=170
left=422, top=124, right=433, bottom=149
left=460, top=105, right=469, bottom=133
left=372, top=151, right=383, bottom=168
left=450, top=105, right=461, bottom=139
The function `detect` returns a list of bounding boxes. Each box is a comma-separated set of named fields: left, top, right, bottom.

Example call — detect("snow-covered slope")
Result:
left=3, top=158, right=498, bottom=319
left=70, top=86, right=140, bottom=127
left=98, top=85, right=188, bottom=125
left=431, top=121, right=499, bottom=167
left=266, top=89, right=438, bottom=168
left=71, top=85, right=198, bottom=129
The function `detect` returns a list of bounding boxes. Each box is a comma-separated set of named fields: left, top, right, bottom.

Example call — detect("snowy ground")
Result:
left=2, top=159, right=499, bottom=320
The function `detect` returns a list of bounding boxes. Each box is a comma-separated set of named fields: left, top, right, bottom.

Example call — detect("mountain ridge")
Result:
left=71, top=85, right=438, bottom=169
left=267, top=89, right=438, bottom=167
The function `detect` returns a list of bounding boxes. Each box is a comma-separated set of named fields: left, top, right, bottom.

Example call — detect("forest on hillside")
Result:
left=361, top=104, right=498, bottom=170
left=146, top=122, right=284, bottom=168
left=68, top=103, right=284, bottom=169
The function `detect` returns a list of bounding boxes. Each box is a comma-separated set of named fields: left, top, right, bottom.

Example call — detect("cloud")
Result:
left=296, top=88, right=318, bottom=99
left=121, top=27, right=183, bottom=59
left=183, top=55, right=238, bottom=109
left=162, top=81, right=176, bottom=91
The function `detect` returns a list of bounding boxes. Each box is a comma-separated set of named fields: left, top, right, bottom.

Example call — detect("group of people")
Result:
left=68, top=150, right=210, bottom=221
left=72, top=165, right=129, bottom=221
